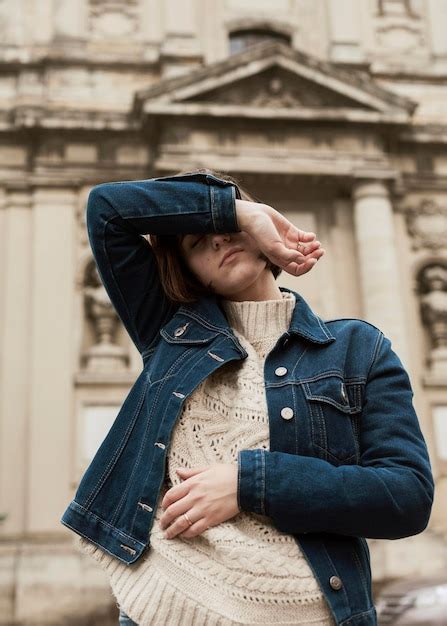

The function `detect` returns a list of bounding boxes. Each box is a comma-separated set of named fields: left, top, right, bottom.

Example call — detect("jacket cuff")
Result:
left=237, top=449, right=266, bottom=515
left=209, top=179, right=241, bottom=234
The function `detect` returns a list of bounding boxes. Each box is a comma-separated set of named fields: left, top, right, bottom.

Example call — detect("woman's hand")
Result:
left=159, top=463, right=240, bottom=539
left=235, top=199, right=325, bottom=277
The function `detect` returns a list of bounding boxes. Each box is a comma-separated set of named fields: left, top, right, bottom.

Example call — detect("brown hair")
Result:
left=148, top=167, right=283, bottom=304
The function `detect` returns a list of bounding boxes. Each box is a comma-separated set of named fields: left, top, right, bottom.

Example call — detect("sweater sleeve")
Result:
left=85, top=173, right=241, bottom=357
left=237, top=332, right=435, bottom=540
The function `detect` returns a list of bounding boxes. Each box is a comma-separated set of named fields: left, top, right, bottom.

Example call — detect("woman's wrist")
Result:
left=235, top=199, right=266, bottom=231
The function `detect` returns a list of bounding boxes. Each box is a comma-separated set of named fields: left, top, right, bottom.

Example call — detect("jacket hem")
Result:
left=339, top=605, right=377, bottom=626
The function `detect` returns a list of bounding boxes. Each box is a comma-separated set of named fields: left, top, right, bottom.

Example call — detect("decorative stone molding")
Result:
left=399, top=199, right=447, bottom=251
left=82, top=260, right=128, bottom=371
left=88, top=0, right=139, bottom=38
left=214, top=68, right=364, bottom=108
left=419, top=263, right=447, bottom=379
left=375, top=0, right=426, bottom=56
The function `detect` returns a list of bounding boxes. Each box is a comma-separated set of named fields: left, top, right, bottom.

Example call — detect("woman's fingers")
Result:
left=278, top=239, right=323, bottom=267
left=237, top=201, right=323, bottom=273
left=296, top=240, right=321, bottom=256
left=264, top=240, right=323, bottom=272
left=284, top=248, right=325, bottom=277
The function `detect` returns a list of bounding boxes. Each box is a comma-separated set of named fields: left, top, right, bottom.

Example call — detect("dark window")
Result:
left=229, top=28, right=291, bottom=55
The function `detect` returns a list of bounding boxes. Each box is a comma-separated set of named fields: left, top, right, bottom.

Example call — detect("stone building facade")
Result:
left=0, top=0, right=447, bottom=623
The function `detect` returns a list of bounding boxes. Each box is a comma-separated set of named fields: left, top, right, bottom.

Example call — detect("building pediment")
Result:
left=133, top=41, right=416, bottom=124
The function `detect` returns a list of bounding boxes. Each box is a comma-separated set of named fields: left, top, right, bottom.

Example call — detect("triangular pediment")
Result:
left=134, top=41, right=416, bottom=123
left=187, top=64, right=374, bottom=109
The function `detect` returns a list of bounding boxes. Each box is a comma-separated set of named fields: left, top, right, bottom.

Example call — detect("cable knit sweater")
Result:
left=76, top=290, right=336, bottom=626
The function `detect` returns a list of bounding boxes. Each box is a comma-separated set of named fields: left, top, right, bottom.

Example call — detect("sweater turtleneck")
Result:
left=220, top=289, right=296, bottom=345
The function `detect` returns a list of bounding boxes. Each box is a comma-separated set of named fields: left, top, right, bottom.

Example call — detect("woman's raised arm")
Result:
left=86, top=171, right=318, bottom=361
left=85, top=172, right=241, bottom=359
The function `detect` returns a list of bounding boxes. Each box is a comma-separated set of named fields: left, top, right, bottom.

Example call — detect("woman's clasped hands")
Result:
left=159, top=463, right=240, bottom=539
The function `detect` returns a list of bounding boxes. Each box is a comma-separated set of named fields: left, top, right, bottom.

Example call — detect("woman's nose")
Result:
left=212, top=233, right=231, bottom=247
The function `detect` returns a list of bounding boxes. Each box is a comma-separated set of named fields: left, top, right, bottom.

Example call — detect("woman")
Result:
left=62, top=168, right=434, bottom=626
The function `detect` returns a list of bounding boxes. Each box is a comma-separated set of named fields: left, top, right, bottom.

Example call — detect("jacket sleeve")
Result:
left=85, top=173, right=241, bottom=357
left=237, top=331, right=435, bottom=539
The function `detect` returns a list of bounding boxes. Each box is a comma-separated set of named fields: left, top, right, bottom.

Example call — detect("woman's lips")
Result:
left=221, top=250, right=242, bottom=266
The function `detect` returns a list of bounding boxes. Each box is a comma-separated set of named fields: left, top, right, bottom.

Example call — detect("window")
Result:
left=229, top=28, right=291, bottom=55
left=376, top=0, right=419, bottom=18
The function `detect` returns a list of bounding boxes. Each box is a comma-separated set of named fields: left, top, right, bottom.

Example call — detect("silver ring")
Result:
left=183, top=512, right=193, bottom=526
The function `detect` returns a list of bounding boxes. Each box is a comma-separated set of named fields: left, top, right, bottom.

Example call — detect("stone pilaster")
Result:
left=54, top=0, right=88, bottom=42
left=27, top=187, right=78, bottom=534
left=352, top=180, right=410, bottom=368
left=327, top=0, right=365, bottom=64
left=0, top=186, right=32, bottom=537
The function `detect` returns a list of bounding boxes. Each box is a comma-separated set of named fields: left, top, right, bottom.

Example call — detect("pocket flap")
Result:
left=160, top=316, right=220, bottom=345
left=303, top=374, right=363, bottom=414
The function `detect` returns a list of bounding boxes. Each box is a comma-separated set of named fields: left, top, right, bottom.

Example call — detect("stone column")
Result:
left=27, top=187, right=77, bottom=534
left=352, top=180, right=410, bottom=368
left=0, top=186, right=32, bottom=536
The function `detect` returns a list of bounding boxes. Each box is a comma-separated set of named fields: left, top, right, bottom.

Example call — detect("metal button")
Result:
left=174, top=323, right=189, bottom=337
left=283, top=336, right=289, bottom=347
left=329, top=575, right=343, bottom=590
left=154, top=442, right=166, bottom=449
left=280, top=407, right=294, bottom=420
left=341, top=383, right=347, bottom=402
left=275, top=366, right=288, bottom=377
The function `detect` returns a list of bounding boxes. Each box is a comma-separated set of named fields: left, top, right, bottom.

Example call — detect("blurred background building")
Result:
left=0, top=0, right=447, bottom=624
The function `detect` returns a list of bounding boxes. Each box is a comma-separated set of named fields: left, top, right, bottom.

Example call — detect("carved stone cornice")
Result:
left=0, top=106, right=137, bottom=131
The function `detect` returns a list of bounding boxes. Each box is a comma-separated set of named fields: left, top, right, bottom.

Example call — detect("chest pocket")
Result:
left=302, top=373, right=364, bottom=465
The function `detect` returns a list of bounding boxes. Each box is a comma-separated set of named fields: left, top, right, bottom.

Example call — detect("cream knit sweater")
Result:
left=76, top=290, right=336, bottom=626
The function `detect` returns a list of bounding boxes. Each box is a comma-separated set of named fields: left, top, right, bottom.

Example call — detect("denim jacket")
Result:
left=60, top=172, right=434, bottom=626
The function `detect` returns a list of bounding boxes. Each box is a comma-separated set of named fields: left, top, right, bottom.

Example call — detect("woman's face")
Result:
left=179, top=230, right=271, bottom=298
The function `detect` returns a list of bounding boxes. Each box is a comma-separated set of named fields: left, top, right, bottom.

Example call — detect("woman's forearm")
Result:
left=85, top=173, right=240, bottom=355
left=87, top=174, right=240, bottom=238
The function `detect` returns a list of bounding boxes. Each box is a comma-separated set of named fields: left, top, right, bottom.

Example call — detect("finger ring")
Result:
left=183, top=512, right=193, bottom=526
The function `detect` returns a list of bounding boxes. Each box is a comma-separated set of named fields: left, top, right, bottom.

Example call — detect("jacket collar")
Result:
left=178, top=286, right=336, bottom=345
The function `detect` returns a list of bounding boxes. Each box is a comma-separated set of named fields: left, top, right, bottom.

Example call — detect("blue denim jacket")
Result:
left=60, top=172, right=434, bottom=626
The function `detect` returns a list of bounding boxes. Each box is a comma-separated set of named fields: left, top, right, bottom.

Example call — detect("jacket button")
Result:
left=275, top=366, right=288, bottom=377
left=174, top=325, right=187, bottom=337
left=341, top=383, right=347, bottom=402
left=280, top=407, right=294, bottom=420
left=329, top=575, right=343, bottom=590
